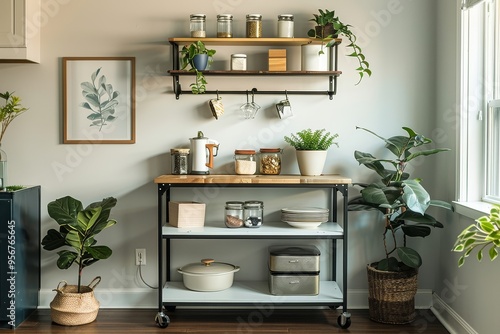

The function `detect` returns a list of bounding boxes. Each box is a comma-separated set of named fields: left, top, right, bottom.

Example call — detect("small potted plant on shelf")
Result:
left=180, top=40, right=216, bottom=94
left=348, top=126, right=453, bottom=324
left=453, top=204, right=500, bottom=266
left=283, top=128, right=339, bottom=176
left=306, top=9, right=371, bottom=84
left=41, top=195, right=118, bottom=326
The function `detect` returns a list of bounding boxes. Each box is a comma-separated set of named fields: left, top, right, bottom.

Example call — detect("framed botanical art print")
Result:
left=63, top=57, right=136, bottom=144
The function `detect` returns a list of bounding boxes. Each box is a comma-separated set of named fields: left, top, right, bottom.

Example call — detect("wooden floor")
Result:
left=12, top=308, right=450, bottom=333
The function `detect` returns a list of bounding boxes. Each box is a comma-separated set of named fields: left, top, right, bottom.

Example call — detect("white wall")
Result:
left=0, top=0, right=447, bottom=310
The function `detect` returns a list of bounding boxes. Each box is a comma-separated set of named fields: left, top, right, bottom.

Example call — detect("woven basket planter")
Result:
left=49, top=277, right=101, bottom=326
left=367, top=265, right=418, bottom=324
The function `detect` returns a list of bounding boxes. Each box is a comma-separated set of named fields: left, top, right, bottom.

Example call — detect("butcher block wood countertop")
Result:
left=154, top=174, right=351, bottom=185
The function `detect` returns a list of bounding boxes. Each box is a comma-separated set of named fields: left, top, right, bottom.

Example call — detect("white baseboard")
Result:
left=431, top=293, right=478, bottom=334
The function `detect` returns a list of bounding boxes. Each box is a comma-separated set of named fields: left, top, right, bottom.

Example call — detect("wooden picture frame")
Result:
left=63, top=57, right=136, bottom=144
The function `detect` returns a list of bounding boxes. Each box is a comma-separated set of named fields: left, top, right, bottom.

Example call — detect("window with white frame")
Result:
left=459, top=0, right=500, bottom=207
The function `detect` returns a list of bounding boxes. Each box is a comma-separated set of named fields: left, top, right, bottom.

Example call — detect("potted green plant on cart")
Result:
left=284, top=128, right=339, bottom=176
left=180, top=40, right=216, bottom=94
left=307, top=9, right=371, bottom=84
left=41, top=196, right=118, bottom=326
left=348, top=126, right=453, bottom=324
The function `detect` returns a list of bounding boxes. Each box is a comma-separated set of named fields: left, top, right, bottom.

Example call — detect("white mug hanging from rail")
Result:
left=276, top=91, right=293, bottom=119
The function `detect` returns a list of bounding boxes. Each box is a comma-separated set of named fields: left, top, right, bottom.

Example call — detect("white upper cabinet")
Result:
left=0, top=0, right=40, bottom=63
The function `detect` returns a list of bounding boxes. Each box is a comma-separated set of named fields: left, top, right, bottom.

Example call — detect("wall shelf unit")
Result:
left=153, top=174, right=352, bottom=329
left=168, top=38, right=342, bottom=100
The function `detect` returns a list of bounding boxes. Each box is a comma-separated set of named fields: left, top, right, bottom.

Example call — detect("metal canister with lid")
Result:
left=244, top=200, right=263, bottom=227
left=246, top=14, right=262, bottom=38
left=259, top=148, right=282, bottom=175
left=217, top=14, right=233, bottom=37
left=170, top=148, right=190, bottom=175
left=234, top=150, right=256, bottom=175
left=277, top=14, right=294, bottom=38
left=190, top=14, right=206, bottom=38
left=225, top=201, right=244, bottom=228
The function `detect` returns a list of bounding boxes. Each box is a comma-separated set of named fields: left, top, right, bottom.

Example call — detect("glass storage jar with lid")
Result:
left=225, top=201, right=244, bottom=228
left=277, top=14, right=294, bottom=38
left=234, top=150, right=256, bottom=175
left=190, top=14, right=206, bottom=37
left=170, top=148, right=190, bottom=175
left=246, top=14, right=262, bottom=38
left=244, top=200, right=263, bottom=227
left=217, top=14, right=233, bottom=37
left=259, top=148, right=282, bottom=175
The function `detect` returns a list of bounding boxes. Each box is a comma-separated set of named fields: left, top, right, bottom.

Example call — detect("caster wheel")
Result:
left=155, top=312, right=170, bottom=328
left=337, top=313, right=351, bottom=329
left=166, top=306, right=176, bottom=312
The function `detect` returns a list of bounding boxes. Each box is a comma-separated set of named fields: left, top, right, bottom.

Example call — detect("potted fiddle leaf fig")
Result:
left=348, top=126, right=453, bottom=324
left=284, top=128, right=339, bottom=176
left=41, top=195, right=118, bottom=326
left=307, top=9, right=371, bottom=84
left=180, top=40, right=216, bottom=94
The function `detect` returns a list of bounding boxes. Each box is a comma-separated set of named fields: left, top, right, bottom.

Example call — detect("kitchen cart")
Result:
left=153, top=175, right=351, bottom=329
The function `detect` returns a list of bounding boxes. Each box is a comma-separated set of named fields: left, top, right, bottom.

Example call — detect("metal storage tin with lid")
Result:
left=268, top=245, right=321, bottom=272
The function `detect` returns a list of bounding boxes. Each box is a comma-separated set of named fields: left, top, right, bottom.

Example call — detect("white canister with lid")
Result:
left=277, top=14, right=294, bottom=38
left=231, top=54, right=247, bottom=71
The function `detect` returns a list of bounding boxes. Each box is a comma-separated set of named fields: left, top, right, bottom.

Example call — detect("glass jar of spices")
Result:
left=277, top=14, right=294, bottom=38
left=244, top=200, right=263, bottom=227
left=259, top=148, right=282, bottom=175
left=225, top=201, right=244, bottom=228
left=246, top=14, right=262, bottom=38
left=190, top=14, right=206, bottom=38
left=217, top=14, right=233, bottom=37
left=170, top=148, right=190, bottom=175
left=234, top=150, right=256, bottom=175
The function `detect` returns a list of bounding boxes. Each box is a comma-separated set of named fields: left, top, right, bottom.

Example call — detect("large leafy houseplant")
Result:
left=453, top=204, right=500, bottom=266
left=348, top=126, right=453, bottom=271
left=307, top=9, right=371, bottom=84
left=42, top=196, right=118, bottom=292
left=180, top=40, right=216, bottom=94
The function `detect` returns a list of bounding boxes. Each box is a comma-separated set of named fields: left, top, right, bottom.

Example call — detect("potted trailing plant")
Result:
left=348, top=126, right=453, bottom=324
left=41, top=196, right=118, bottom=326
left=0, top=91, right=28, bottom=191
left=307, top=9, right=371, bottom=84
left=284, top=128, right=339, bottom=176
left=180, top=40, right=216, bottom=94
left=453, top=204, right=500, bottom=266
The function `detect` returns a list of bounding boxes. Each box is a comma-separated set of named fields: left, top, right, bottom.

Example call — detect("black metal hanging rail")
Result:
left=169, top=37, right=340, bottom=100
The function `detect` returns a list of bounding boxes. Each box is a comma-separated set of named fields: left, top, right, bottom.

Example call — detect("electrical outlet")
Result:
left=135, top=248, right=146, bottom=266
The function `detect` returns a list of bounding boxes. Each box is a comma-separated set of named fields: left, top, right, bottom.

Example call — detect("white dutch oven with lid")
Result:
left=177, top=258, right=240, bottom=292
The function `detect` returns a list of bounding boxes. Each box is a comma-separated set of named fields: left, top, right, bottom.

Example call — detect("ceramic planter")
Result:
left=192, top=54, right=209, bottom=70
left=295, top=150, right=328, bottom=176
left=301, top=44, right=329, bottom=71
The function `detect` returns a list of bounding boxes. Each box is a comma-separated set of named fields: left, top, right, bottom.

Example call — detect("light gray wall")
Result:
left=0, top=0, right=460, bottom=312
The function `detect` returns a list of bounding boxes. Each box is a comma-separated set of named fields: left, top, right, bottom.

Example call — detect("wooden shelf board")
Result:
left=169, top=70, right=341, bottom=76
left=168, top=37, right=342, bottom=47
left=155, top=174, right=351, bottom=185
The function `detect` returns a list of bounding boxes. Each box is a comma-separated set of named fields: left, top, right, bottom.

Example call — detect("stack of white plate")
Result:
left=281, top=207, right=329, bottom=229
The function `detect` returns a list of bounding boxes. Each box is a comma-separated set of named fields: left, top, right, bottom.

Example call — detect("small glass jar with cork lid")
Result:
left=259, top=148, right=282, bottom=175
left=234, top=150, right=256, bottom=175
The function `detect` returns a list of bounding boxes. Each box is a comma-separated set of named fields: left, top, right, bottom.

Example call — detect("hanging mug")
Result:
left=276, top=93, right=293, bottom=119
left=209, top=93, right=224, bottom=120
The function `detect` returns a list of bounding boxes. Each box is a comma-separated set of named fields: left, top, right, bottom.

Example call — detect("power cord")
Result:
left=137, top=252, right=158, bottom=289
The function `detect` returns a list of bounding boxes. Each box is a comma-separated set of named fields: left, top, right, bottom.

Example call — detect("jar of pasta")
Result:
left=259, top=148, right=282, bottom=175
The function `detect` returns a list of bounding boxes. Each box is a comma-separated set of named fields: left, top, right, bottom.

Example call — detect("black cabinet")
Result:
left=0, top=186, right=41, bottom=329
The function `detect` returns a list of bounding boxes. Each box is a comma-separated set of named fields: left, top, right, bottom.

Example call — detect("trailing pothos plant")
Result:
left=80, top=68, right=120, bottom=131
left=307, top=9, right=371, bottom=85
left=348, top=126, right=454, bottom=272
left=180, top=40, right=216, bottom=94
left=42, top=196, right=117, bottom=292
left=454, top=204, right=500, bottom=266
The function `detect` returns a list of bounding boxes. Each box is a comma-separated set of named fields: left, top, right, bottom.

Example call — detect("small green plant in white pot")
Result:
left=284, top=128, right=339, bottom=176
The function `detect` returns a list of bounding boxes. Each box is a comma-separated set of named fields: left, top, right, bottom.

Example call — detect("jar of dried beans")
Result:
left=259, top=148, right=282, bottom=175
left=234, top=150, right=256, bottom=175
left=246, top=14, right=262, bottom=38
left=225, top=201, right=244, bottom=228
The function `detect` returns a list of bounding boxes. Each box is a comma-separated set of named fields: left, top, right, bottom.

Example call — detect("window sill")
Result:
left=453, top=201, right=493, bottom=220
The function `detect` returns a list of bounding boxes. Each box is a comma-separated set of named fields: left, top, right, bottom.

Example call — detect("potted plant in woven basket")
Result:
left=41, top=196, right=118, bottom=326
left=348, top=126, right=453, bottom=324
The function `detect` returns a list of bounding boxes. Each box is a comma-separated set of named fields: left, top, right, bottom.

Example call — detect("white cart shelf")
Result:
left=153, top=174, right=352, bottom=329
